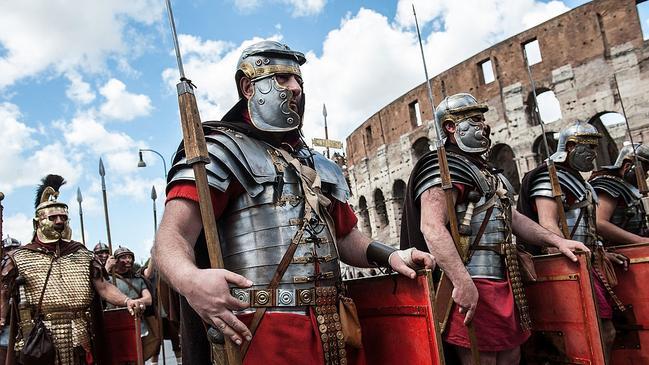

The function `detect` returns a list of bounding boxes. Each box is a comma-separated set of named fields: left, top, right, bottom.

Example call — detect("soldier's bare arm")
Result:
left=337, top=228, right=435, bottom=278
left=534, top=196, right=564, bottom=237
left=420, top=187, right=478, bottom=324
left=597, top=192, right=648, bottom=245
left=153, top=198, right=253, bottom=345
left=139, top=288, right=153, bottom=306
left=511, top=209, right=589, bottom=261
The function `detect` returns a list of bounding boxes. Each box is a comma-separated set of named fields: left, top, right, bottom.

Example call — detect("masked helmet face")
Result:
left=549, top=120, right=601, bottom=170
left=236, top=41, right=306, bottom=133
left=34, top=204, right=72, bottom=244
left=567, top=144, right=598, bottom=172
left=435, top=93, right=490, bottom=154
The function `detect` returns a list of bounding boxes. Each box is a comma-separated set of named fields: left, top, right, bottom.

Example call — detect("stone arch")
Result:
left=587, top=112, right=621, bottom=168
left=526, top=88, right=562, bottom=126
left=532, top=132, right=557, bottom=166
left=412, top=137, right=432, bottom=162
left=488, top=144, right=521, bottom=193
left=373, top=189, right=388, bottom=228
left=358, top=196, right=372, bottom=236
left=391, top=180, right=407, bottom=231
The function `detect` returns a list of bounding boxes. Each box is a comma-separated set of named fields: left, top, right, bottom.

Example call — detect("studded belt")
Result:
left=43, top=311, right=91, bottom=321
left=231, top=287, right=324, bottom=307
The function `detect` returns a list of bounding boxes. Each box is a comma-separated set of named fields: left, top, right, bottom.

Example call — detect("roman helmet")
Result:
left=550, top=120, right=602, bottom=172
left=33, top=175, right=72, bottom=244
left=235, top=40, right=307, bottom=133
left=114, top=246, right=134, bottom=260
left=93, top=242, right=110, bottom=254
left=435, top=93, right=491, bottom=153
left=2, top=236, right=21, bottom=249
left=603, top=142, right=649, bottom=183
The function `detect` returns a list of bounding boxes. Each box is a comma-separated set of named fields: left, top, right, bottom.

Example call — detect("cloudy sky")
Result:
left=1, top=0, right=647, bottom=262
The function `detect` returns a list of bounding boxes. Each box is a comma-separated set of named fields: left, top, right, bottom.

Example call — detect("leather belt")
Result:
left=44, top=311, right=91, bottom=321
left=231, top=285, right=337, bottom=308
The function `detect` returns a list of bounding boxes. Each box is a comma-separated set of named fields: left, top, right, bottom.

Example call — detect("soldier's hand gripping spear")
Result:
left=613, top=74, right=649, bottom=226
left=523, top=51, right=571, bottom=239
left=163, top=1, right=242, bottom=364
left=412, top=5, right=479, bottom=365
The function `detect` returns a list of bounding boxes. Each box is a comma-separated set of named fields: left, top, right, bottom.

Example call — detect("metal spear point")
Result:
left=99, top=157, right=116, bottom=284
left=77, top=187, right=86, bottom=246
left=323, top=103, right=330, bottom=159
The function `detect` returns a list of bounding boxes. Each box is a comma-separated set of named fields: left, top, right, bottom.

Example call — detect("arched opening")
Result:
left=391, top=180, right=407, bottom=230
left=373, top=189, right=388, bottom=228
left=532, top=133, right=557, bottom=166
left=488, top=144, right=521, bottom=193
left=358, top=196, right=372, bottom=237
left=526, top=88, right=562, bottom=126
left=588, top=112, right=622, bottom=168
left=412, top=137, right=432, bottom=162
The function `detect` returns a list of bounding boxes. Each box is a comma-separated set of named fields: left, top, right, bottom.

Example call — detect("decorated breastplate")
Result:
left=218, top=153, right=341, bottom=296
left=456, top=170, right=512, bottom=280
left=12, top=248, right=95, bottom=362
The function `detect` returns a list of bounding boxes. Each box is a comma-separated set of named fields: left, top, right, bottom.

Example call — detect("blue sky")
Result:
left=1, top=0, right=645, bottom=262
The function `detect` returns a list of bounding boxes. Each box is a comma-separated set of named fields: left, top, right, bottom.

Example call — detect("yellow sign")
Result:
left=312, top=138, right=343, bottom=149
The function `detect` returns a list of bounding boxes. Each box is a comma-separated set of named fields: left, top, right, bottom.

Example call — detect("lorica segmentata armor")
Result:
left=590, top=174, right=648, bottom=237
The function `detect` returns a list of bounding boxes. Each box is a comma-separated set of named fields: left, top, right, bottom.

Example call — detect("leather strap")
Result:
left=466, top=206, right=494, bottom=263
left=568, top=207, right=585, bottom=240
left=34, top=256, right=56, bottom=319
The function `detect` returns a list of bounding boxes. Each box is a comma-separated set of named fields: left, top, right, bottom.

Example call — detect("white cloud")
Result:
left=233, top=0, right=326, bottom=17
left=3, top=213, right=33, bottom=244
left=113, top=176, right=167, bottom=203
left=65, top=72, right=96, bottom=104
left=63, top=112, right=140, bottom=154
left=522, top=1, right=570, bottom=29
left=99, top=79, right=152, bottom=121
left=0, top=1, right=164, bottom=89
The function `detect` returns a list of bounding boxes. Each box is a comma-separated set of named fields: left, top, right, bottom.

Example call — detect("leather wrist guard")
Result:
left=366, top=241, right=397, bottom=268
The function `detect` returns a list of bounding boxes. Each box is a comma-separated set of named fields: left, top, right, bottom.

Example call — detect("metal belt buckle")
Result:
left=296, top=288, right=315, bottom=306
left=277, top=289, right=296, bottom=306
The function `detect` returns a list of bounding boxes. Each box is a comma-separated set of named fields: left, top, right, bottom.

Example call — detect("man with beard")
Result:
left=400, top=93, right=589, bottom=365
left=589, top=143, right=649, bottom=245
left=0, top=175, right=146, bottom=365
left=153, top=40, right=436, bottom=364
left=517, top=120, right=626, bottom=362
left=93, top=242, right=110, bottom=266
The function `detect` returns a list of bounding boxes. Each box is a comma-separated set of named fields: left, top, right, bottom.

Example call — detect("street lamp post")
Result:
left=137, top=149, right=168, bottom=180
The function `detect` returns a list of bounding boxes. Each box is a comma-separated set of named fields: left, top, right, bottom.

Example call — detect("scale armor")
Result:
left=168, top=127, right=349, bottom=295
left=529, top=168, right=599, bottom=246
left=11, top=248, right=95, bottom=364
left=590, top=174, right=647, bottom=236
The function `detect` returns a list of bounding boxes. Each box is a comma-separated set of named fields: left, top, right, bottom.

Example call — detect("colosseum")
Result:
left=344, top=0, right=649, bottom=254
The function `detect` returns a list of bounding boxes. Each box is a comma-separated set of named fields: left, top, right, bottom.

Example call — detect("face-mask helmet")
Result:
left=435, top=93, right=491, bottom=153
left=602, top=142, right=649, bottom=183
left=33, top=175, right=72, bottom=244
left=550, top=120, right=601, bottom=172
left=235, top=40, right=306, bottom=133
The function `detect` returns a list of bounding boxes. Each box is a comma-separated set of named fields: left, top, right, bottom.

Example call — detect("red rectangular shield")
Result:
left=609, top=243, right=649, bottom=365
left=103, top=308, right=144, bottom=365
left=523, top=252, right=605, bottom=365
left=345, top=270, right=444, bottom=365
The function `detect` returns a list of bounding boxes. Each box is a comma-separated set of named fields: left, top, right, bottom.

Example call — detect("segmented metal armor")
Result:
left=590, top=175, right=648, bottom=236
left=12, top=248, right=95, bottom=364
left=413, top=151, right=513, bottom=279
left=529, top=168, right=599, bottom=247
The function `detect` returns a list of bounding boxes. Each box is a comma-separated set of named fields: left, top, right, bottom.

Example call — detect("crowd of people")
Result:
left=0, top=40, right=646, bottom=365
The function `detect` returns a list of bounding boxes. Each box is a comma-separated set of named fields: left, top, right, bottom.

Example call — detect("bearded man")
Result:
left=0, top=175, right=146, bottom=365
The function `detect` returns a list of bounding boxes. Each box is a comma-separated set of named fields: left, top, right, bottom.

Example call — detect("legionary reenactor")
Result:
left=93, top=242, right=110, bottom=266
left=400, top=93, right=588, bottom=364
left=0, top=236, right=21, bottom=361
left=153, top=40, right=436, bottom=364
left=0, top=175, right=146, bottom=365
left=589, top=143, right=649, bottom=245
left=517, top=120, right=627, bottom=361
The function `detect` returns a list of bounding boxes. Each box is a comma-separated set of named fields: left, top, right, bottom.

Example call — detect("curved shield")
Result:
left=609, top=243, right=649, bottom=364
left=345, top=270, right=444, bottom=365
left=522, top=252, right=605, bottom=365
left=103, top=308, right=144, bottom=365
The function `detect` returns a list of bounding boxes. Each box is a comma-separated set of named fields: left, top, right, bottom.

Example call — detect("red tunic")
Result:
left=167, top=180, right=361, bottom=365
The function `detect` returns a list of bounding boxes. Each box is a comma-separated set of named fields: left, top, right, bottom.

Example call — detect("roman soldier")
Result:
left=0, top=237, right=20, bottom=361
left=400, top=93, right=588, bottom=364
left=153, top=40, right=436, bottom=364
left=93, top=242, right=110, bottom=266
left=0, top=175, right=146, bottom=365
left=517, top=120, right=627, bottom=362
left=589, top=143, right=649, bottom=245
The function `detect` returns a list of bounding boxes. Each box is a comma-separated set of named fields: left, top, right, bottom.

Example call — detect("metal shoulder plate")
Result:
left=590, top=175, right=641, bottom=206
left=413, top=151, right=490, bottom=200
left=529, top=169, right=589, bottom=201
left=167, top=128, right=278, bottom=197
left=307, top=150, right=350, bottom=202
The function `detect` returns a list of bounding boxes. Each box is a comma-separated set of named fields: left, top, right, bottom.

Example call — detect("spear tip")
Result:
left=322, top=103, right=327, bottom=117
left=151, top=185, right=157, bottom=200
left=76, top=187, right=82, bottom=203
left=99, top=158, right=105, bottom=177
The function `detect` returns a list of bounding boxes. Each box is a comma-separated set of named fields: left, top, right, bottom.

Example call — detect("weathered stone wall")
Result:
left=345, top=0, right=649, bottom=247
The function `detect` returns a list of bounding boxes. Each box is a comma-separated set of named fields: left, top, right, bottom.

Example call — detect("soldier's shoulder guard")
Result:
left=412, top=151, right=490, bottom=200
left=309, top=150, right=350, bottom=202
left=590, top=175, right=640, bottom=205
left=167, top=128, right=279, bottom=197
left=529, top=168, right=589, bottom=201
